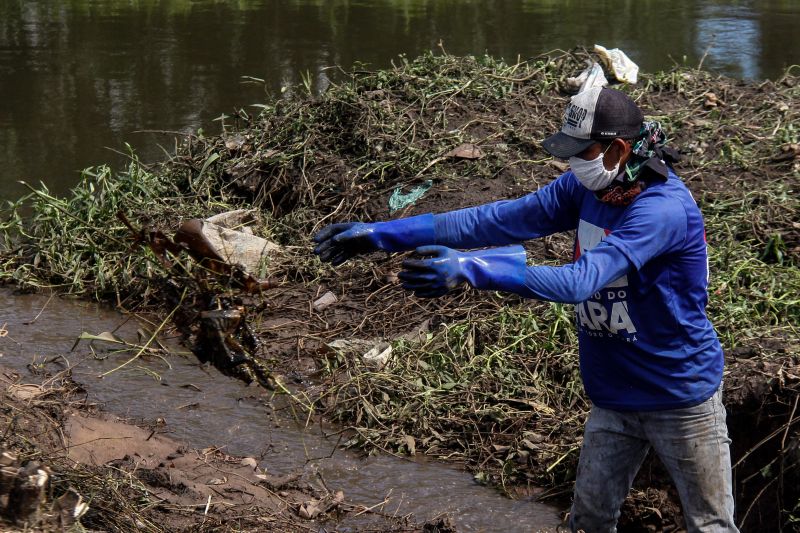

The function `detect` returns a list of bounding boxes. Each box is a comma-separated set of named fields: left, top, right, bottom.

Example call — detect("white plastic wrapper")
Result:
left=565, top=61, right=609, bottom=93
left=594, top=44, right=639, bottom=84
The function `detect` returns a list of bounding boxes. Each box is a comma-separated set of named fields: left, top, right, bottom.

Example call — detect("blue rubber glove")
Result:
left=313, top=214, right=435, bottom=266
left=398, top=245, right=527, bottom=298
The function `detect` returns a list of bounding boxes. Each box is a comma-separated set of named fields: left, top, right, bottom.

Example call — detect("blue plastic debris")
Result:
left=388, top=180, right=433, bottom=213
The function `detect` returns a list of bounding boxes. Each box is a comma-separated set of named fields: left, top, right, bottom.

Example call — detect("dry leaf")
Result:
left=298, top=491, right=344, bottom=519
left=298, top=499, right=322, bottom=519
left=241, top=457, right=258, bottom=470
left=402, top=434, right=416, bottom=455
left=703, top=92, right=724, bottom=108
left=445, top=143, right=484, bottom=160
left=8, top=384, right=46, bottom=401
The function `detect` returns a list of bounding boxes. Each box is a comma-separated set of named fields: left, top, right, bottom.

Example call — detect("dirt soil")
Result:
left=0, top=366, right=432, bottom=532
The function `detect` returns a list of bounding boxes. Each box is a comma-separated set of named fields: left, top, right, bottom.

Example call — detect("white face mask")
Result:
left=569, top=147, right=619, bottom=191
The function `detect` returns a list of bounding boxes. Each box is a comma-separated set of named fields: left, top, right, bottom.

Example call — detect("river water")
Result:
left=1, top=0, right=799, bottom=199
left=0, top=2, right=798, bottom=530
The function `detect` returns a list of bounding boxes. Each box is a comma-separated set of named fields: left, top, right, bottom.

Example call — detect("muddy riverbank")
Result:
left=1, top=49, right=799, bottom=531
left=1, top=364, right=443, bottom=532
left=0, top=289, right=561, bottom=532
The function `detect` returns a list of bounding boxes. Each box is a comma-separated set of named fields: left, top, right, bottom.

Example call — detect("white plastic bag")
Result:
left=566, top=61, right=609, bottom=93
left=594, top=44, right=639, bottom=84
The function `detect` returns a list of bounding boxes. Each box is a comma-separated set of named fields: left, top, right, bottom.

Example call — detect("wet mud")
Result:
left=0, top=365, right=429, bottom=532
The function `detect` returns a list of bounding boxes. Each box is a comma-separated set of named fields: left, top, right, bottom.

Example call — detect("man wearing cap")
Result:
left=313, top=87, right=738, bottom=532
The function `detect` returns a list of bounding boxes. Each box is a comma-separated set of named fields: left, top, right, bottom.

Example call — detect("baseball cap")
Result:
left=542, top=87, right=644, bottom=159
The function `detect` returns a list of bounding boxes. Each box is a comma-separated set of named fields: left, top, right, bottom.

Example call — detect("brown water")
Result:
left=0, top=288, right=562, bottom=531
left=1, top=0, right=799, bottom=200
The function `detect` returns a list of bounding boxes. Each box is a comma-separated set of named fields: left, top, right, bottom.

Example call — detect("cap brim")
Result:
left=542, top=132, right=595, bottom=159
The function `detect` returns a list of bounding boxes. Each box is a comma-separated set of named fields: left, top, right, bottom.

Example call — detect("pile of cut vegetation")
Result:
left=1, top=49, right=798, bottom=531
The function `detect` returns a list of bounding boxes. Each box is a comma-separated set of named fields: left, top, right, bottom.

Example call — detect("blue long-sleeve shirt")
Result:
left=432, top=171, right=723, bottom=411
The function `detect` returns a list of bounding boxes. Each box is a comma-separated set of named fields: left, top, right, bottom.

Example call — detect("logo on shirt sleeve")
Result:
left=574, top=220, right=638, bottom=339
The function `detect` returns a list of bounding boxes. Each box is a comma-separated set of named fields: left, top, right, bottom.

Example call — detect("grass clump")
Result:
left=0, top=155, right=192, bottom=301
left=321, top=301, right=584, bottom=491
left=703, top=182, right=800, bottom=348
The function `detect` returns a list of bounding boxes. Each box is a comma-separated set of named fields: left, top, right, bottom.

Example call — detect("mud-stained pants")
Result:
left=569, top=388, right=739, bottom=533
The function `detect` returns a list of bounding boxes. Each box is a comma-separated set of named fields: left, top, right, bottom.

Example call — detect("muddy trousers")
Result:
left=569, top=388, right=739, bottom=533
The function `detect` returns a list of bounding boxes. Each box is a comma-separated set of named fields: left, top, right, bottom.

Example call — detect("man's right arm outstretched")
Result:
left=313, top=171, right=582, bottom=265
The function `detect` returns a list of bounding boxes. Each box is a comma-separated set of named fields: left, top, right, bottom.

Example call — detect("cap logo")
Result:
left=564, top=103, right=588, bottom=130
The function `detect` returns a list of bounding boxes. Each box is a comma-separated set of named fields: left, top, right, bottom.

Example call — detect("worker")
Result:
left=313, top=86, right=738, bottom=532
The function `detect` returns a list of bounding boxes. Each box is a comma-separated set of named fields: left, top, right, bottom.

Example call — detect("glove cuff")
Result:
left=460, top=245, right=528, bottom=294
left=374, top=213, right=436, bottom=252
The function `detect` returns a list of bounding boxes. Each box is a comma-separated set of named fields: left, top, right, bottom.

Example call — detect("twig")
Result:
left=98, top=288, right=187, bottom=378
left=22, top=292, right=55, bottom=325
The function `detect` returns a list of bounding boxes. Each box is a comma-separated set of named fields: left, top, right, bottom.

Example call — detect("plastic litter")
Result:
left=312, top=291, right=338, bottom=312
left=388, top=180, right=433, bottom=213
left=362, top=342, right=392, bottom=369
left=325, top=338, right=392, bottom=369
left=565, top=61, right=608, bottom=94
left=174, top=219, right=280, bottom=275
left=594, top=44, right=639, bottom=84
left=205, top=209, right=260, bottom=233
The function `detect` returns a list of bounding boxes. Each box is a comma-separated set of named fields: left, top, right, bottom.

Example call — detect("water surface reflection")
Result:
left=1, top=0, right=798, bottom=198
